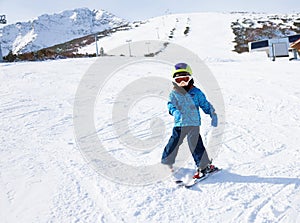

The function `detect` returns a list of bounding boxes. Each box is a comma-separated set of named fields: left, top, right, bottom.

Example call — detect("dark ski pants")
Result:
left=161, top=126, right=210, bottom=169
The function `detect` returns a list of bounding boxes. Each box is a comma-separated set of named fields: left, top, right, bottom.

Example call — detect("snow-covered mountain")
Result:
left=0, top=8, right=127, bottom=56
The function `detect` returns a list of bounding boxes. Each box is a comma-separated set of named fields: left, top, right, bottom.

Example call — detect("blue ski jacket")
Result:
left=168, top=86, right=213, bottom=127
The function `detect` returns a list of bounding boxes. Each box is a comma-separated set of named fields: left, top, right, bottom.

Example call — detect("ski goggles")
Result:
left=174, top=76, right=191, bottom=84
left=173, top=75, right=192, bottom=86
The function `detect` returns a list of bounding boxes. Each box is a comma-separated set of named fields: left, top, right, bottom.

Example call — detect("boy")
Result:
left=161, top=63, right=218, bottom=179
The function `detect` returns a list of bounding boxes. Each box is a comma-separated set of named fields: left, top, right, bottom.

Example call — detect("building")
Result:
left=248, top=34, right=300, bottom=60
left=290, top=38, right=300, bottom=51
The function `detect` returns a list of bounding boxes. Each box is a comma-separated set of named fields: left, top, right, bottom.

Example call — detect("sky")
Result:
left=0, top=0, right=300, bottom=25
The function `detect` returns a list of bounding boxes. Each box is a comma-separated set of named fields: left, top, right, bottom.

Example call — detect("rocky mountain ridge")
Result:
left=0, top=8, right=127, bottom=56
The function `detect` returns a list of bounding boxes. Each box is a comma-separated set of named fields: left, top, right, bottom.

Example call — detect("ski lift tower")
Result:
left=0, top=15, right=7, bottom=62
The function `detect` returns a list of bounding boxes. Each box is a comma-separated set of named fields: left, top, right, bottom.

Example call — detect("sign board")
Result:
left=268, top=38, right=289, bottom=58
left=248, top=39, right=269, bottom=52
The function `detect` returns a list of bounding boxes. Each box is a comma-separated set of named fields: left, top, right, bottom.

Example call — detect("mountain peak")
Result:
left=0, top=8, right=127, bottom=56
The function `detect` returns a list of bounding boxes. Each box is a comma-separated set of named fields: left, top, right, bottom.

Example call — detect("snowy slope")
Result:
left=79, top=12, right=241, bottom=60
left=1, top=12, right=300, bottom=223
left=0, top=8, right=127, bottom=56
left=78, top=12, right=299, bottom=61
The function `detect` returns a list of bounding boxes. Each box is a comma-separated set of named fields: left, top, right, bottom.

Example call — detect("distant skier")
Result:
left=161, top=62, right=218, bottom=179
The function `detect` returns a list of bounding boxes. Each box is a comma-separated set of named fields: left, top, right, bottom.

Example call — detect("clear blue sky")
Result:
left=0, top=0, right=299, bottom=24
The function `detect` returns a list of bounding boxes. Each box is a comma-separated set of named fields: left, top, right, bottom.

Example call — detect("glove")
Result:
left=173, top=110, right=181, bottom=122
left=209, top=104, right=218, bottom=127
left=210, top=112, right=218, bottom=127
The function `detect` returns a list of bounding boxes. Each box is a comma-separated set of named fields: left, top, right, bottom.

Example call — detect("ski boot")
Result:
left=168, top=164, right=174, bottom=172
left=162, top=163, right=174, bottom=172
left=193, top=164, right=217, bottom=179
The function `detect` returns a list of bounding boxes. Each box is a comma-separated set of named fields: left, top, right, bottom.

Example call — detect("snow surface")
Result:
left=1, top=12, right=300, bottom=223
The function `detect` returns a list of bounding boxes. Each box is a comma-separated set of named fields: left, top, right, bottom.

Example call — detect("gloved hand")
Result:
left=210, top=112, right=218, bottom=127
left=173, top=110, right=181, bottom=122
left=209, top=105, right=218, bottom=127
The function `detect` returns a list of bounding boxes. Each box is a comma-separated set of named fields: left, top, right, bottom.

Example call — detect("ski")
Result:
left=176, top=168, right=221, bottom=189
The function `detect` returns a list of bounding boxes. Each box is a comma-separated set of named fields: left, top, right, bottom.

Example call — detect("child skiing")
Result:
left=161, top=62, right=218, bottom=179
